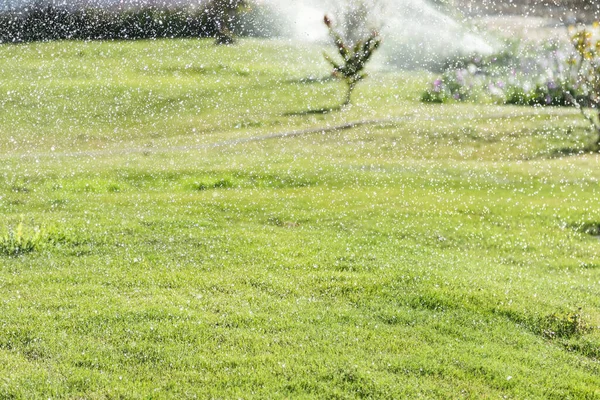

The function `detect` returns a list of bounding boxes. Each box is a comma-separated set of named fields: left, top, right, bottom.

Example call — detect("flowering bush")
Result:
left=423, top=24, right=600, bottom=150
left=422, top=41, right=581, bottom=106
left=422, top=66, right=480, bottom=103
left=568, top=23, right=600, bottom=149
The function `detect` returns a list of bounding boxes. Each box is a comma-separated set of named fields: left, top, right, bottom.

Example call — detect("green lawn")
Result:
left=1, top=38, right=599, bottom=399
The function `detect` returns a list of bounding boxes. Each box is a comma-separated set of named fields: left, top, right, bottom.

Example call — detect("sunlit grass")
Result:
left=0, top=38, right=599, bottom=398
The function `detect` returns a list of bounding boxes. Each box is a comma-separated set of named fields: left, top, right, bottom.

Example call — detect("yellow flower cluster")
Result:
left=570, top=22, right=600, bottom=60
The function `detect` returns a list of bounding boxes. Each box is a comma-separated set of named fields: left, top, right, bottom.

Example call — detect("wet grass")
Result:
left=0, top=38, right=599, bottom=398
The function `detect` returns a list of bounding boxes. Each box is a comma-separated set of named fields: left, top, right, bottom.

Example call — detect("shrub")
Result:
left=421, top=37, right=594, bottom=111
left=205, top=0, right=252, bottom=45
left=421, top=68, right=477, bottom=103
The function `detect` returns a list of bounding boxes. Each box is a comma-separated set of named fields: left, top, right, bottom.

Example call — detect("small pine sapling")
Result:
left=323, top=14, right=381, bottom=106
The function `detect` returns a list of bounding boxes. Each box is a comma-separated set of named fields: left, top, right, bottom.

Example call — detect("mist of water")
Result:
left=263, top=0, right=496, bottom=70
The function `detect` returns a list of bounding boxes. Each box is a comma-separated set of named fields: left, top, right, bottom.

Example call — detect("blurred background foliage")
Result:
left=0, top=0, right=597, bottom=44
left=0, top=0, right=282, bottom=43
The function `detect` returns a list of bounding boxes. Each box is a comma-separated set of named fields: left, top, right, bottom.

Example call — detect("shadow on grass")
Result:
left=283, top=105, right=343, bottom=116
left=569, top=221, right=600, bottom=237
left=549, top=139, right=600, bottom=158
left=548, top=147, right=588, bottom=158
left=285, top=76, right=337, bottom=85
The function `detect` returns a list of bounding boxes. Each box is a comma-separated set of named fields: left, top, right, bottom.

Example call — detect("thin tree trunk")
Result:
left=566, top=91, right=600, bottom=151
left=595, top=110, right=600, bottom=150
left=343, top=82, right=355, bottom=106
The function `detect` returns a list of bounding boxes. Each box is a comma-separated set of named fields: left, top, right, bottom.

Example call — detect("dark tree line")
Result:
left=0, top=1, right=277, bottom=43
